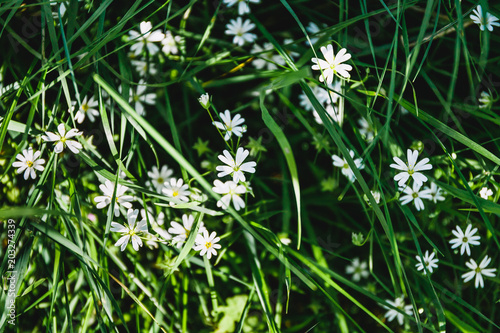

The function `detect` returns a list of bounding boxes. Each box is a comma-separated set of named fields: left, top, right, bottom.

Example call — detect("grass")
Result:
left=1, top=0, right=500, bottom=332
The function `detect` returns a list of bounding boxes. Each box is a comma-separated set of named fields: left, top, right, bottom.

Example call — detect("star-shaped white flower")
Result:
left=462, top=255, right=497, bottom=288
left=12, top=147, right=45, bottom=180
left=225, top=17, right=257, bottom=46
left=223, top=0, right=260, bottom=15
left=198, top=93, right=210, bottom=109
left=425, top=182, right=446, bottom=203
left=213, top=110, right=246, bottom=141
left=449, top=224, right=481, bottom=256
left=311, top=44, right=352, bottom=82
left=162, top=178, right=191, bottom=203
left=129, top=21, right=165, bottom=56
left=470, top=5, right=500, bottom=32
left=194, top=230, right=222, bottom=259
left=147, top=165, right=173, bottom=193
left=94, top=180, right=134, bottom=217
left=212, top=179, right=246, bottom=211
left=390, top=149, right=432, bottom=187
left=130, top=80, right=156, bottom=116
left=399, top=182, right=433, bottom=211
left=479, top=187, right=493, bottom=199
left=42, top=123, right=83, bottom=154
left=251, top=42, right=285, bottom=70
left=161, top=30, right=182, bottom=55
left=75, top=96, right=100, bottom=123
left=110, top=208, right=149, bottom=251
left=331, top=149, right=364, bottom=183
left=358, top=117, right=376, bottom=142
left=168, top=214, right=206, bottom=248
left=216, top=147, right=256, bottom=183
left=131, top=59, right=158, bottom=77
left=383, top=296, right=413, bottom=326
left=415, top=250, right=439, bottom=275
left=345, top=258, right=369, bottom=282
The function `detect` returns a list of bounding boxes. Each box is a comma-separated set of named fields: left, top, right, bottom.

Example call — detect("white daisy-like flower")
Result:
left=223, top=0, right=260, bottom=15
left=225, top=17, right=257, bottom=46
left=128, top=21, right=165, bottom=56
left=73, top=96, right=100, bottom=123
left=216, top=147, right=256, bottom=183
left=110, top=208, right=148, bottom=251
left=390, top=149, right=433, bottom=187
left=168, top=214, right=206, bottom=248
left=311, top=44, right=352, bottom=82
left=130, top=80, right=156, bottom=116
left=449, top=224, right=481, bottom=256
left=331, top=149, right=364, bottom=183
left=425, top=182, right=446, bottom=203
left=399, top=182, right=433, bottom=211
left=161, top=30, right=182, bottom=55
left=12, top=147, right=45, bottom=180
left=479, top=187, right=493, bottom=199
left=131, top=59, right=158, bottom=77
left=462, top=255, right=497, bottom=288
left=198, top=93, right=210, bottom=109
left=162, top=178, right=191, bottom=203
left=313, top=104, right=339, bottom=125
left=470, top=5, right=500, bottom=32
left=478, top=91, right=493, bottom=109
left=415, top=250, right=439, bottom=275
left=147, top=165, right=173, bottom=193
left=358, top=117, right=376, bottom=142
left=383, top=296, right=413, bottom=326
left=194, top=230, right=222, bottom=259
left=212, top=179, right=246, bottom=211
left=345, top=258, right=369, bottom=282
left=94, top=180, right=134, bottom=217
left=213, top=110, right=246, bottom=141
left=42, top=123, right=83, bottom=154
left=251, top=42, right=285, bottom=70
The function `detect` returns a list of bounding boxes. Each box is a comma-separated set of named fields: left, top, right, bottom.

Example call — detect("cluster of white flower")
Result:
left=210, top=108, right=256, bottom=211
left=223, top=0, right=260, bottom=46
left=128, top=21, right=181, bottom=57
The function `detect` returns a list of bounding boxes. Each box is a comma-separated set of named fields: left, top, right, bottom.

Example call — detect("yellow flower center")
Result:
left=463, top=237, right=468, bottom=243
left=475, top=267, right=481, bottom=273
left=205, top=242, right=212, bottom=249
left=27, top=161, right=34, bottom=167
left=157, top=177, right=164, bottom=184
left=343, top=163, right=349, bottom=169
left=60, top=137, right=67, bottom=143
left=82, top=103, right=89, bottom=112
left=412, top=192, right=419, bottom=199
left=173, top=190, right=179, bottom=197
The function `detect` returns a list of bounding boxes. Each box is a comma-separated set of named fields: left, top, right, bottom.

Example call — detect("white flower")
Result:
left=212, top=110, right=246, bottom=141
left=425, top=182, right=446, bottom=203
left=216, top=147, right=256, bottom=183
left=415, top=250, right=439, bottom=274
left=12, top=147, right=45, bottom=180
left=194, top=230, right=222, bottom=259
left=251, top=43, right=285, bottom=70
left=42, top=123, right=83, bottom=154
left=479, top=187, right=493, bottom=199
left=129, top=21, right=165, bottom=56
left=94, top=180, right=134, bottom=217
left=358, top=117, right=376, bottom=142
left=147, top=165, right=173, bottom=193
left=313, top=103, right=339, bottom=125
left=161, top=30, right=181, bottom=55
left=462, top=255, right=497, bottom=288
left=345, top=258, right=369, bottom=282
left=383, top=296, right=413, bottom=326
left=305, top=22, right=325, bottom=46
left=331, top=149, right=364, bottom=183
left=363, top=190, right=381, bottom=206
left=168, top=214, right=206, bottom=248
left=162, top=178, right=191, bottom=203
left=130, top=80, right=156, bottom=116
left=399, top=182, right=433, bottom=211
left=225, top=17, right=257, bottom=46
left=74, top=95, right=100, bottom=123
left=311, top=44, right=352, bottom=82
left=449, top=224, right=481, bottom=256
left=470, top=5, right=500, bottom=32
left=478, top=91, right=493, bottom=109
left=390, top=149, right=433, bottom=187
left=110, top=208, right=148, bottom=251
left=198, top=93, right=210, bottom=109
left=131, top=59, right=158, bottom=77
left=223, top=0, right=260, bottom=15
left=212, top=179, right=246, bottom=211
left=299, top=85, right=326, bottom=112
